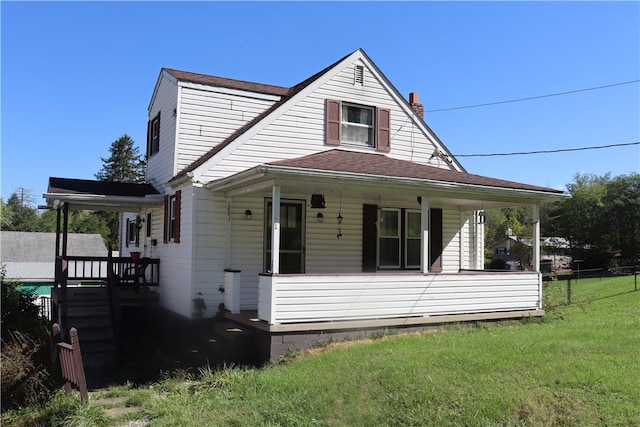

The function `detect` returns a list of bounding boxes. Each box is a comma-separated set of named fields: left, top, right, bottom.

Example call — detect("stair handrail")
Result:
left=106, top=250, right=122, bottom=352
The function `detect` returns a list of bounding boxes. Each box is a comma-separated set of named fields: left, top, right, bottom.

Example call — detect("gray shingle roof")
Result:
left=1, top=232, right=108, bottom=281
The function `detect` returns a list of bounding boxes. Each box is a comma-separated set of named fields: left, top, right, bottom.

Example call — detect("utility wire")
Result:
left=425, top=80, right=640, bottom=113
left=455, top=141, right=640, bottom=158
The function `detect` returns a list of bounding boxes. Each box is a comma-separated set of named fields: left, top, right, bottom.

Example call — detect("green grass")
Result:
left=3, top=275, right=639, bottom=426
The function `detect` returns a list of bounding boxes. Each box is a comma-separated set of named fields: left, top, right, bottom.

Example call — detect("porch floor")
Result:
left=225, top=308, right=545, bottom=333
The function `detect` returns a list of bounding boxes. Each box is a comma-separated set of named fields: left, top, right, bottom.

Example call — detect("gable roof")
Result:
left=167, top=49, right=462, bottom=185
left=167, top=51, right=355, bottom=184
left=266, top=150, right=564, bottom=194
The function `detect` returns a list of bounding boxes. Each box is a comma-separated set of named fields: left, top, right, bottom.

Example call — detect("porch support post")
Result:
left=271, top=185, right=281, bottom=274
left=62, top=202, right=69, bottom=257
left=532, top=204, right=541, bottom=272
left=225, top=197, right=232, bottom=267
left=421, top=197, right=430, bottom=273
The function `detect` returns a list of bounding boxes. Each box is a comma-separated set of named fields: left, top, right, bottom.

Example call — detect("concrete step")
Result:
left=213, top=322, right=254, bottom=344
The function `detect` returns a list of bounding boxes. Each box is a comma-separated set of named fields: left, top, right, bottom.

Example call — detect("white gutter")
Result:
left=206, top=164, right=568, bottom=203
left=43, top=193, right=165, bottom=210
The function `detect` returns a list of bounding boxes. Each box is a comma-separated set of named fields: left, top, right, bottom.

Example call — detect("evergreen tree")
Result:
left=95, top=134, right=146, bottom=249
left=1, top=189, right=39, bottom=231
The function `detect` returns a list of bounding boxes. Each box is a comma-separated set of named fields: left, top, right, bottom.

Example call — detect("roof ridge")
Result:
left=162, top=67, right=291, bottom=96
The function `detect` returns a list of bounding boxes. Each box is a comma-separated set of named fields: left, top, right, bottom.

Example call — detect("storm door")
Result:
left=264, top=200, right=306, bottom=274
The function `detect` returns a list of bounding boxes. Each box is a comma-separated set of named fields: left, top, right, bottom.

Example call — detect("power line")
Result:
left=425, top=80, right=640, bottom=113
left=455, top=141, right=640, bottom=158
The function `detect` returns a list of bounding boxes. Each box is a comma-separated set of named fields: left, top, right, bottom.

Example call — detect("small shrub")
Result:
left=487, top=258, right=507, bottom=270
left=1, top=331, right=50, bottom=410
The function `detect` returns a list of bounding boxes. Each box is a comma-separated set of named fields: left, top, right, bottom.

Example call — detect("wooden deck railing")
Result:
left=53, top=255, right=160, bottom=330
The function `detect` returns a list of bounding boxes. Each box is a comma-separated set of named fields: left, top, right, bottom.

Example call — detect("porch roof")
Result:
left=207, top=150, right=567, bottom=208
left=43, top=177, right=164, bottom=212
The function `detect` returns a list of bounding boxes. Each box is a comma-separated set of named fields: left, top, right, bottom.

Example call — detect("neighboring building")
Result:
left=44, top=49, right=566, bottom=359
left=1, top=231, right=109, bottom=285
left=490, top=236, right=572, bottom=271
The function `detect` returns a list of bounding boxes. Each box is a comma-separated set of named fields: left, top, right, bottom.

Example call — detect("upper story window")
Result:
left=325, top=99, right=390, bottom=152
left=147, top=111, right=161, bottom=158
left=341, top=103, right=374, bottom=147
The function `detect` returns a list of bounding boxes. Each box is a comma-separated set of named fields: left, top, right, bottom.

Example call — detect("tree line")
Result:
left=1, top=134, right=145, bottom=250
left=484, top=172, right=640, bottom=269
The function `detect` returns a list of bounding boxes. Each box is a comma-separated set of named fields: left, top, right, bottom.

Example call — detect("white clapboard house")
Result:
left=44, top=49, right=566, bottom=360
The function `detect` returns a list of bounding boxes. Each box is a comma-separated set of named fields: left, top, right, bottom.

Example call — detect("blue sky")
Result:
left=2, top=1, right=639, bottom=206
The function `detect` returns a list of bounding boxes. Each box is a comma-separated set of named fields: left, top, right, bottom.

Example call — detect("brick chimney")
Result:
left=409, top=92, right=424, bottom=119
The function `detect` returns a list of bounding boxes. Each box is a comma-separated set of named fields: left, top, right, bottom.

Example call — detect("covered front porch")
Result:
left=207, top=151, right=564, bottom=343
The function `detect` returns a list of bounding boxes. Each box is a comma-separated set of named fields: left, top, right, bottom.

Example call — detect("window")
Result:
left=168, top=196, right=176, bottom=240
left=378, top=208, right=422, bottom=269
left=163, top=190, right=181, bottom=243
left=146, top=213, right=152, bottom=238
left=147, top=111, right=160, bottom=157
left=325, top=99, right=390, bottom=152
left=128, top=220, right=137, bottom=244
left=363, top=205, right=442, bottom=272
left=125, top=217, right=140, bottom=247
left=342, top=103, right=374, bottom=147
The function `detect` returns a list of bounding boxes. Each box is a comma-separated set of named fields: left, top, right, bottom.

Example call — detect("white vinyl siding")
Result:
left=176, top=86, right=279, bottom=172
left=259, top=272, right=542, bottom=324
left=441, top=207, right=462, bottom=273
left=146, top=75, right=178, bottom=190
left=194, top=59, right=453, bottom=184
left=191, top=188, right=227, bottom=317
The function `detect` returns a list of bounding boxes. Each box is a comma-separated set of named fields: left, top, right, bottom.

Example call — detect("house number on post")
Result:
left=226, top=200, right=232, bottom=221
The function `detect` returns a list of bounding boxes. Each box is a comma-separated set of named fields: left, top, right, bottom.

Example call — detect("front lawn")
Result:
left=3, top=275, right=639, bottom=426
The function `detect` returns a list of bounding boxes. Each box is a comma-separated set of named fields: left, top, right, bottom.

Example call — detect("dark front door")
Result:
left=265, top=200, right=305, bottom=274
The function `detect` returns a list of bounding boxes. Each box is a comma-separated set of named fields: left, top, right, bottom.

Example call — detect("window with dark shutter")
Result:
left=429, top=208, right=443, bottom=272
left=126, top=218, right=130, bottom=248
left=147, top=111, right=160, bottom=157
left=376, top=108, right=391, bottom=152
left=362, top=204, right=378, bottom=272
left=163, top=191, right=181, bottom=243
left=327, top=100, right=391, bottom=151
left=173, top=190, right=181, bottom=243
left=325, top=99, right=341, bottom=146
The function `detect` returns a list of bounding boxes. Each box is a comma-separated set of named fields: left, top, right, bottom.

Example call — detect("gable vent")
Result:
left=354, top=65, right=364, bottom=85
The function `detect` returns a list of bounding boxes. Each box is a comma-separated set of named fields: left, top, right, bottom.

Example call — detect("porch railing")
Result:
left=53, top=255, right=160, bottom=329
left=257, top=271, right=542, bottom=325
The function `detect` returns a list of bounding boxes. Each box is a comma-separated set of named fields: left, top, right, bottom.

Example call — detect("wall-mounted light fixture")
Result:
left=310, top=191, right=326, bottom=209
left=317, top=212, right=324, bottom=223
left=478, top=210, right=486, bottom=224
left=245, top=209, right=252, bottom=220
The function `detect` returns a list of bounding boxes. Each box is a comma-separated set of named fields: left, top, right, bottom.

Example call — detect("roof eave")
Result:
left=43, top=193, right=165, bottom=212
left=206, top=165, right=568, bottom=204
